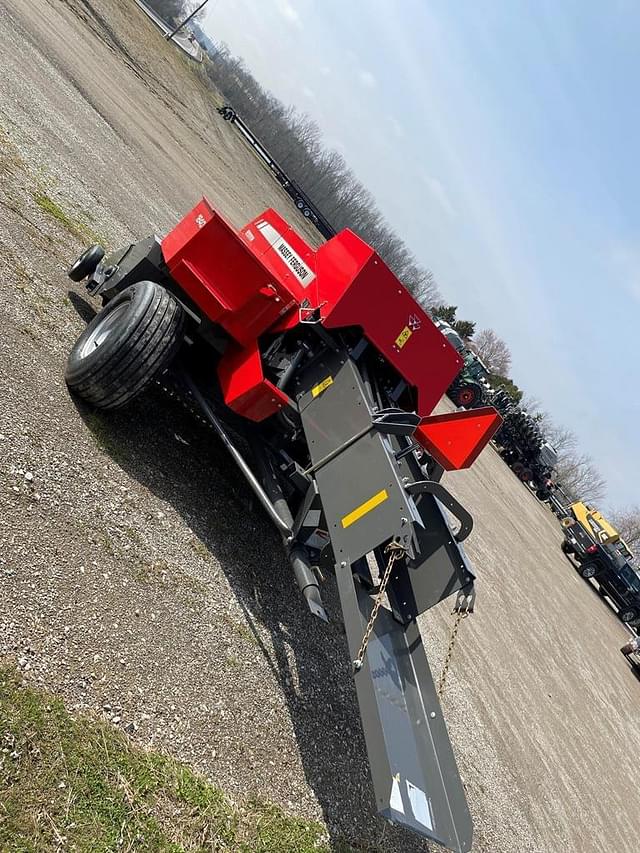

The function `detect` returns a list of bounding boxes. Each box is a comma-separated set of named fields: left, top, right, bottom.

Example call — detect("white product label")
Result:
left=406, top=780, right=433, bottom=830
left=390, top=775, right=404, bottom=814
left=305, top=528, right=330, bottom=551
left=256, top=220, right=315, bottom=286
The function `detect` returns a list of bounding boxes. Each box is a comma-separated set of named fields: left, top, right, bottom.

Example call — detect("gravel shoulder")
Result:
left=1, top=2, right=639, bottom=851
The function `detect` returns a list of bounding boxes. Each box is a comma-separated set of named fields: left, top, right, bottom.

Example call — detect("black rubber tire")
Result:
left=619, top=608, right=638, bottom=624
left=561, top=540, right=573, bottom=555
left=68, top=244, right=105, bottom=282
left=580, top=562, right=598, bottom=579
left=65, top=281, right=184, bottom=410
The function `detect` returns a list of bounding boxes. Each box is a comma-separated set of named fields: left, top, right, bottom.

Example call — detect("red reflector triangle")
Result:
left=416, top=406, right=502, bottom=471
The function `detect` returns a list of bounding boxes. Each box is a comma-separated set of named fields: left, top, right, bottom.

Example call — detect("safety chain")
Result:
left=437, top=597, right=473, bottom=698
left=353, top=542, right=406, bottom=671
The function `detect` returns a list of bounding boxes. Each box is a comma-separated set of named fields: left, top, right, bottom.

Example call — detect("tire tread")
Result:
left=66, top=282, right=183, bottom=409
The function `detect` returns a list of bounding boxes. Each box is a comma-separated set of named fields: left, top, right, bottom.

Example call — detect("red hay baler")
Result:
left=66, top=200, right=501, bottom=852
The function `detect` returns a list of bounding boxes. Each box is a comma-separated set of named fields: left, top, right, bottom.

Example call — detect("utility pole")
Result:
left=166, top=0, right=210, bottom=41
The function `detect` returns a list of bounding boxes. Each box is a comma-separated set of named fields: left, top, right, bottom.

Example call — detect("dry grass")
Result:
left=0, top=667, right=330, bottom=852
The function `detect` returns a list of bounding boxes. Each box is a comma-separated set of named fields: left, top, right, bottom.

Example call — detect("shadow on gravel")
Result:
left=68, top=290, right=97, bottom=324
left=69, top=377, right=425, bottom=853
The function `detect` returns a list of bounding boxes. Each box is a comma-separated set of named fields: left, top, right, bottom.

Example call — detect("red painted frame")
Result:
left=161, top=199, right=501, bottom=468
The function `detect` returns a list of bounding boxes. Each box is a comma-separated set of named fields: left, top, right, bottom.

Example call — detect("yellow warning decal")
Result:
left=311, top=376, right=333, bottom=398
left=395, top=326, right=412, bottom=350
left=341, top=489, right=389, bottom=529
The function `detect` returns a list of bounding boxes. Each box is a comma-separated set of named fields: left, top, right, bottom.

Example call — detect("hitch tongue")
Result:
left=289, top=546, right=328, bottom=622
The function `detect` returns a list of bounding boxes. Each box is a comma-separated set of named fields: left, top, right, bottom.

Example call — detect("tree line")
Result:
left=148, top=1, right=442, bottom=309
left=432, top=303, right=610, bottom=507
left=149, top=0, right=636, bottom=541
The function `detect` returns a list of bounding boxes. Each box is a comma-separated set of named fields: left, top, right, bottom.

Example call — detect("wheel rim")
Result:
left=79, top=303, right=129, bottom=358
left=458, top=388, right=474, bottom=405
left=620, top=610, right=636, bottom=623
left=583, top=566, right=596, bottom=578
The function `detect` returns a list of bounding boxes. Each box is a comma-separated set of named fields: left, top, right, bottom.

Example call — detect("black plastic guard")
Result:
left=335, top=563, right=473, bottom=853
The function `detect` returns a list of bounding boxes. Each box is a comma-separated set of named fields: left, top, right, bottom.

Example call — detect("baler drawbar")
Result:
left=65, top=199, right=502, bottom=852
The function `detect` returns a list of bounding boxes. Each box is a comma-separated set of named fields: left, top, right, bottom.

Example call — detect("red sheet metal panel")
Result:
left=217, top=339, right=290, bottom=422
left=316, top=230, right=464, bottom=417
left=161, top=202, right=487, bottom=427
left=416, top=407, right=502, bottom=470
left=240, top=209, right=317, bottom=297
left=161, top=200, right=299, bottom=347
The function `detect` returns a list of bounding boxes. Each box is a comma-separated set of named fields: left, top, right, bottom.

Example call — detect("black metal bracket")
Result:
left=405, top=480, right=474, bottom=543
left=453, top=582, right=476, bottom=615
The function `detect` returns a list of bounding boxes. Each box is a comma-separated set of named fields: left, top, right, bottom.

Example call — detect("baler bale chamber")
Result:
left=65, top=199, right=502, bottom=852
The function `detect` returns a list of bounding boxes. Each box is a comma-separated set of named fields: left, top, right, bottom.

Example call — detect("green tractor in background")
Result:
left=447, top=349, right=491, bottom=408
left=432, top=320, right=491, bottom=408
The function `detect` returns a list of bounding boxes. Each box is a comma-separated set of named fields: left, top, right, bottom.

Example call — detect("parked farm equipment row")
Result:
left=487, top=390, right=558, bottom=500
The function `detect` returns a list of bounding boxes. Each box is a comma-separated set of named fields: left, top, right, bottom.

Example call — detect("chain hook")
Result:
left=437, top=582, right=476, bottom=697
left=353, top=542, right=405, bottom=672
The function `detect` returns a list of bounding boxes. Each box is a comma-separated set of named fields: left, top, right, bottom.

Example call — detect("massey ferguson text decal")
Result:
left=255, top=220, right=316, bottom=286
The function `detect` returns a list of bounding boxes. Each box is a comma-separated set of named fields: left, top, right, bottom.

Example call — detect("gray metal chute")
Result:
left=297, top=352, right=475, bottom=850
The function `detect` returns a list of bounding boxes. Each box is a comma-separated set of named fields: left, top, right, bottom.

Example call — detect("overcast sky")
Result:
left=204, top=0, right=639, bottom=507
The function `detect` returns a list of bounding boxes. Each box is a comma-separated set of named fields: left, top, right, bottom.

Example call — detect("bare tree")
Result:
left=610, top=506, right=640, bottom=553
left=203, top=41, right=440, bottom=303
left=515, top=403, right=600, bottom=500
left=147, top=0, right=191, bottom=23
left=517, top=396, right=579, bottom=456
left=546, top=424, right=579, bottom=455
left=554, top=451, right=606, bottom=504
left=471, top=329, right=512, bottom=376
left=408, top=267, right=441, bottom=310
left=519, top=393, right=543, bottom=415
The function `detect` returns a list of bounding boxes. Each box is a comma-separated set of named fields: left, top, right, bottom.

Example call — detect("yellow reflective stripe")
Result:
left=341, top=489, right=389, bottom=529
left=311, top=376, right=333, bottom=398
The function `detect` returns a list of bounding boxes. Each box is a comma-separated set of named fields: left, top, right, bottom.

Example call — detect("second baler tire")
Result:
left=65, top=281, right=184, bottom=410
left=68, top=244, right=105, bottom=282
